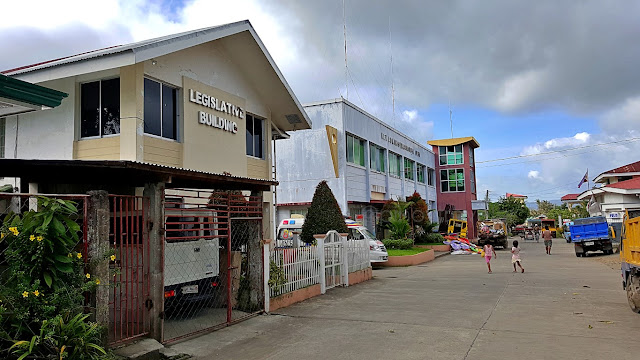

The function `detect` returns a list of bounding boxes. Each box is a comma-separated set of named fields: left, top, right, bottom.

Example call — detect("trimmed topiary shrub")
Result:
left=382, top=238, right=413, bottom=250
left=424, top=232, right=445, bottom=244
left=301, top=181, right=348, bottom=243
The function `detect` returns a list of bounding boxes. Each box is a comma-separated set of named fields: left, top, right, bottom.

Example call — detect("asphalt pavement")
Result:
left=169, top=239, right=640, bottom=359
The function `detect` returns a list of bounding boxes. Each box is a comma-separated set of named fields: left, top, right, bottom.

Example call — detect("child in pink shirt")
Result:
left=511, top=240, right=524, bottom=273
left=483, top=244, right=496, bottom=274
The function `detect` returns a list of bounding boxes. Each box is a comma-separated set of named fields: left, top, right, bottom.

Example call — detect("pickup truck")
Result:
left=570, top=216, right=613, bottom=257
left=621, top=210, right=640, bottom=313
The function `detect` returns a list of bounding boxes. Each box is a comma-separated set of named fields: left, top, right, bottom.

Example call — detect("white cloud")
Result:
left=395, top=109, right=434, bottom=144
left=494, top=69, right=549, bottom=112
left=600, top=96, right=640, bottom=135
left=528, top=170, right=540, bottom=179
left=521, top=132, right=591, bottom=155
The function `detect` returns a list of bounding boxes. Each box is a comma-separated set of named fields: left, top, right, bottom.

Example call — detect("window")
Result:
left=404, top=158, right=415, bottom=180
left=469, top=148, right=474, bottom=167
left=470, top=169, right=476, bottom=193
left=246, top=113, right=264, bottom=158
left=346, top=134, right=365, bottom=166
left=144, top=78, right=177, bottom=140
left=80, top=78, right=120, bottom=138
left=417, top=164, right=425, bottom=183
left=427, top=167, right=435, bottom=186
left=0, top=118, right=5, bottom=158
left=290, top=208, right=308, bottom=218
left=388, top=152, right=402, bottom=177
left=440, top=168, right=465, bottom=192
left=370, top=143, right=385, bottom=172
left=439, top=145, right=463, bottom=165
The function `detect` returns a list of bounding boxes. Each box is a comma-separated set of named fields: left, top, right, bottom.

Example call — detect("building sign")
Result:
left=608, top=212, right=621, bottom=219
left=356, top=214, right=364, bottom=221
left=380, top=133, right=421, bottom=157
left=189, top=89, right=243, bottom=134
left=471, top=200, right=488, bottom=211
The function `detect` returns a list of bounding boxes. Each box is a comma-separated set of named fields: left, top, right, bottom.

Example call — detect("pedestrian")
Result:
left=483, top=243, right=496, bottom=274
left=534, top=224, right=540, bottom=243
left=543, top=225, right=553, bottom=255
left=511, top=240, right=524, bottom=273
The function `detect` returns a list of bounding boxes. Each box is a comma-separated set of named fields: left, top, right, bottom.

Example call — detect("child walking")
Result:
left=511, top=240, right=524, bottom=273
left=483, top=243, right=496, bottom=274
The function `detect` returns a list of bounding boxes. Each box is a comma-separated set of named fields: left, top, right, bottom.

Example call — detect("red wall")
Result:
left=433, top=143, right=478, bottom=239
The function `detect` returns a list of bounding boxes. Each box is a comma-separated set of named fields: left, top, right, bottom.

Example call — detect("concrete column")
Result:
left=86, top=190, right=110, bottom=326
left=143, top=182, right=165, bottom=342
left=120, top=63, right=145, bottom=161
left=263, top=239, right=271, bottom=313
left=314, top=235, right=326, bottom=294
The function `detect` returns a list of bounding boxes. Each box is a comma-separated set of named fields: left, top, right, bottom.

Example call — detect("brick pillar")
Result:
left=144, top=182, right=165, bottom=342
left=86, top=190, right=110, bottom=326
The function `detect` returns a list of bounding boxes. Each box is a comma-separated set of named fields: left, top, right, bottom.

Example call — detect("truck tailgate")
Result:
left=623, top=216, right=640, bottom=267
left=570, top=222, right=609, bottom=242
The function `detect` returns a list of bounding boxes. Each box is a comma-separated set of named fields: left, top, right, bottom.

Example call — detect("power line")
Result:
left=476, top=136, right=640, bottom=164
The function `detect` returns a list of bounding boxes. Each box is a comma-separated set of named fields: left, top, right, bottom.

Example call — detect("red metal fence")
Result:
left=162, top=189, right=263, bottom=343
left=108, top=195, right=150, bottom=345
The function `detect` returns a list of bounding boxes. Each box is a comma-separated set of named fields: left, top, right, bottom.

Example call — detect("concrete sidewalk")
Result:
left=169, top=239, right=640, bottom=359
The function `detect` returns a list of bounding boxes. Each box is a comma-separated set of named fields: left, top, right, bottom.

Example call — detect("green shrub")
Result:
left=423, top=233, right=445, bottom=244
left=301, top=181, right=348, bottom=243
left=382, top=238, right=413, bottom=250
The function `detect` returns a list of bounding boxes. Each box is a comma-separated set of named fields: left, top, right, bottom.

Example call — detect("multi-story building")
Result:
left=276, top=98, right=437, bottom=234
left=428, top=137, right=480, bottom=239
left=578, top=160, right=640, bottom=224
left=0, top=20, right=311, bottom=237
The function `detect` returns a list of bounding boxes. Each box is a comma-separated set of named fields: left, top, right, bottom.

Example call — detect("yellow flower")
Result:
left=22, top=291, right=28, bottom=298
left=36, top=236, right=43, bottom=242
left=1, top=233, right=4, bottom=239
left=86, top=273, right=91, bottom=279
left=33, top=290, right=40, bottom=297
left=95, top=279, right=101, bottom=285
left=9, top=227, right=19, bottom=236
left=110, top=255, right=116, bottom=261
left=30, top=235, right=35, bottom=241
left=76, top=253, right=82, bottom=259
left=68, top=253, right=73, bottom=258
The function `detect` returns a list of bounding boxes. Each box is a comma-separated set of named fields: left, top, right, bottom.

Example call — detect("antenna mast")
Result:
left=389, top=16, right=395, bottom=127
left=343, top=0, right=348, bottom=100
left=449, top=101, right=453, bottom=138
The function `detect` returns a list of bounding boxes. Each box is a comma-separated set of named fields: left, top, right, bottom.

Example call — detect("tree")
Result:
left=488, top=196, right=530, bottom=228
left=388, top=201, right=412, bottom=240
left=531, top=199, right=554, bottom=217
left=300, top=181, right=348, bottom=242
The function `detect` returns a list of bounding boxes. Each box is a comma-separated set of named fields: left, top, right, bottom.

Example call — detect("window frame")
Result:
left=79, top=77, right=121, bottom=139
left=388, top=152, right=402, bottom=177
left=427, top=167, right=435, bottom=186
left=346, top=133, right=365, bottom=167
left=143, top=77, right=178, bottom=141
left=440, top=168, right=465, bottom=192
left=416, top=164, right=425, bottom=183
left=470, top=169, right=476, bottom=194
left=246, top=113, right=265, bottom=159
left=369, top=143, right=386, bottom=173
left=404, top=158, right=415, bottom=181
left=439, top=145, right=464, bottom=165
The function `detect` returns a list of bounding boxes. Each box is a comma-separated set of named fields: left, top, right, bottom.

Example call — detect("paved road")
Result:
left=170, top=239, right=640, bottom=359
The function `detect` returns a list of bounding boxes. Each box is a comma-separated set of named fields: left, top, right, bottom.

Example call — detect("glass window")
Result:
left=144, top=78, right=177, bottom=140
left=346, top=134, right=365, bottom=166
left=427, top=167, right=435, bottom=186
left=469, top=148, right=474, bottom=167
left=470, top=169, right=476, bottom=193
left=370, top=143, right=386, bottom=173
left=439, top=145, right=464, bottom=165
left=246, top=114, right=264, bottom=158
left=81, top=79, right=120, bottom=138
left=404, top=158, right=415, bottom=180
left=389, top=152, right=402, bottom=177
left=417, top=164, right=425, bottom=183
left=0, top=118, right=5, bottom=158
left=440, top=168, right=465, bottom=192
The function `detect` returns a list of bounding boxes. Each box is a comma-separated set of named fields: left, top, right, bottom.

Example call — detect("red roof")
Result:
left=506, top=193, right=526, bottom=198
left=561, top=193, right=580, bottom=201
left=604, top=160, right=640, bottom=175
left=606, top=177, right=640, bottom=190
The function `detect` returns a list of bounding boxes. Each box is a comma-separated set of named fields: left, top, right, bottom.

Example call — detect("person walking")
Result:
left=511, top=240, right=524, bottom=273
left=534, top=224, right=540, bottom=243
left=542, top=226, right=553, bottom=255
left=483, top=243, right=496, bottom=273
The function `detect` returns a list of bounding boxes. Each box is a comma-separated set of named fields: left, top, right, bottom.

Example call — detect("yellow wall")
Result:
left=73, top=137, right=120, bottom=160
left=143, top=136, right=183, bottom=168
left=247, top=157, right=269, bottom=180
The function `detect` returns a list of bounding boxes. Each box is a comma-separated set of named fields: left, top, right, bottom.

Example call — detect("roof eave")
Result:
left=0, top=74, right=68, bottom=108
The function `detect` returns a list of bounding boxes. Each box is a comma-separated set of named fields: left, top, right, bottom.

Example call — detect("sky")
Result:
left=2, top=0, right=640, bottom=201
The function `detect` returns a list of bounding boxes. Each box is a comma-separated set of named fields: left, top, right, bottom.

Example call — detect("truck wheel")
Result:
left=575, top=252, right=581, bottom=257
left=626, top=273, right=640, bottom=314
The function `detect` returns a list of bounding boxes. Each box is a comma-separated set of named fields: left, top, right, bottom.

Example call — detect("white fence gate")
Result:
left=320, top=231, right=345, bottom=291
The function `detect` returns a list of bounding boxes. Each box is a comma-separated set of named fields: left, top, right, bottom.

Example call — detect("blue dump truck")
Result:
left=570, top=216, right=614, bottom=257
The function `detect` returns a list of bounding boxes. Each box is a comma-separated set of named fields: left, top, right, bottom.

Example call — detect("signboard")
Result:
left=356, top=214, right=364, bottom=221
left=189, top=89, right=243, bottom=134
left=608, top=212, right=621, bottom=219
left=471, top=200, right=488, bottom=211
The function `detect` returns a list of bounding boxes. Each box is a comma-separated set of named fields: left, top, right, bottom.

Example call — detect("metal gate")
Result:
left=323, top=231, right=344, bottom=290
left=108, top=195, right=150, bottom=344
left=162, top=189, right=263, bottom=343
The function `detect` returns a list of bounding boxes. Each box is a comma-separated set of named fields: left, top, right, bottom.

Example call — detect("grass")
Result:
left=387, top=248, right=431, bottom=256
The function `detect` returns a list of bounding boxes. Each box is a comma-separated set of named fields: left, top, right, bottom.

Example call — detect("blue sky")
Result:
left=2, top=0, right=639, bottom=201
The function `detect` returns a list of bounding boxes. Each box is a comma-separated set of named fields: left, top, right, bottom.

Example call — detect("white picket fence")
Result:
left=265, top=231, right=370, bottom=300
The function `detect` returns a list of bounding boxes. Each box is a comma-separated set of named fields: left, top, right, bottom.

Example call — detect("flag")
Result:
left=578, top=170, right=588, bottom=188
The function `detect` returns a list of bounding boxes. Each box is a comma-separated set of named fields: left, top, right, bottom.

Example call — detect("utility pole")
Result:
left=449, top=101, right=453, bottom=138
left=485, top=190, right=490, bottom=220
left=343, top=0, right=348, bottom=100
